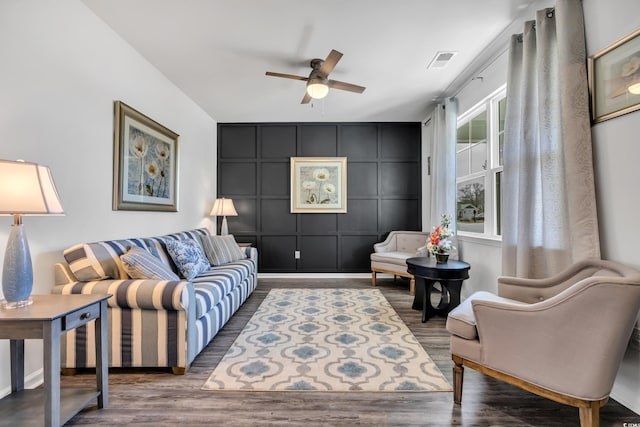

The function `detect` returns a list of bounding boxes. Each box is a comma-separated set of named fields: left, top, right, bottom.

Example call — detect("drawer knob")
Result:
left=80, top=312, right=91, bottom=320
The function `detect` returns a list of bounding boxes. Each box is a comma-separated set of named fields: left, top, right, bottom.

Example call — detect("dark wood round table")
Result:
left=406, top=257, right=471, bottom=322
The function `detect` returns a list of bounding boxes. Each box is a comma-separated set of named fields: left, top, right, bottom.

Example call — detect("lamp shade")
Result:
left=0, top=159, right=65, bottom=215
left=210, top=197, right=238, bottom=217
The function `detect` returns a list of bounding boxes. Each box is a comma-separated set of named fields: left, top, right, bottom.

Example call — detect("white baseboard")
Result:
left=0, top=368, right=43, bottom=399
left=258, top=273, right=376, bottom=279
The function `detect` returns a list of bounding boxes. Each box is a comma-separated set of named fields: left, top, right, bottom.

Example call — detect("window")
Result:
left=456, top=86, right=505, bottom=238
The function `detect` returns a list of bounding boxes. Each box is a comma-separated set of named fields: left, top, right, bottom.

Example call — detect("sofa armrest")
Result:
left=245, top=246, right=257, bottom=260
left=52, top=279, right=191, bottom=311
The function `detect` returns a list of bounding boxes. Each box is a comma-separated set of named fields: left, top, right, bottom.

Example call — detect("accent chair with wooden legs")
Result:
left=370, top=231, right=429, bottom=296
left=445, top=258, right=640, bottom=427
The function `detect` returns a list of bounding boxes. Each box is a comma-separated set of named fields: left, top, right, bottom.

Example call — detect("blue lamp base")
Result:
left=1, top=223, right=34, bottom=310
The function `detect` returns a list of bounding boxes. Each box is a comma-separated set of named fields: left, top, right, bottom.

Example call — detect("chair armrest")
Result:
left=374, top=233, right=397, bottom=253
left=373, top=231, right=429, bottom=253
left=498, top=258, right=609, bottom=302
left=52, top=279, right=192, bottom=311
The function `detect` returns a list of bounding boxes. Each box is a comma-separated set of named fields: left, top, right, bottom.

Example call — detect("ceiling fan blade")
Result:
left=328, top=79, right=366, bottom=94
left=318, top=49, right=343, bottom=76
left=265, top=71, right=308, bottom=81
left=301, top=92, right=312, bottom=104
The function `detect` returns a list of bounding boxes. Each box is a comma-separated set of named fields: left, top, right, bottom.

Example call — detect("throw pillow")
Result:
left=164, top=238, right=210, bottom=280
left=200, top=234, right=246, bottom=266
left=63, top=243, right=109, bottom=281
left=120, top=246, right=180, bottom=281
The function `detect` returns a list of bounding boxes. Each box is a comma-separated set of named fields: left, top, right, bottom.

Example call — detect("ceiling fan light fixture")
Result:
left=306, top=78, right=329, bottom=99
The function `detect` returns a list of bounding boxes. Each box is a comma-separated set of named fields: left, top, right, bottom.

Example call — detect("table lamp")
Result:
left=0, top=159, right=65, bottom=309
left=210, top=197, right=237, bottom=235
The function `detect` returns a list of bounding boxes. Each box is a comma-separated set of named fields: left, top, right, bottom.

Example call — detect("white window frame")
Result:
left=456, top=84, right=505, bottom=240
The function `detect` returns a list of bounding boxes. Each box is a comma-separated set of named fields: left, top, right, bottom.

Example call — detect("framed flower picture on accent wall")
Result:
left=113, top=101, right=179, bottom=211
left=589, top=28, right=640, bottom=123
left=290, top=157, right=347, bottom=213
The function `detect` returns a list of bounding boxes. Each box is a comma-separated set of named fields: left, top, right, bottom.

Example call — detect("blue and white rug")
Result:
left=202, top=288, right=452, bottom=392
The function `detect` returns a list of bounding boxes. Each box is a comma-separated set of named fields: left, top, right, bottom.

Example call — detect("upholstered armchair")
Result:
left=370, top=231, right=429, bottom=295
left=446, top=258, right=640, bottom=427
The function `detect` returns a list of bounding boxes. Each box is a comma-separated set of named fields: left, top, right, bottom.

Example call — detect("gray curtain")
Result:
left=502, top=0, right=600, bottom=278
left=429, top=97, right=458, bottom=229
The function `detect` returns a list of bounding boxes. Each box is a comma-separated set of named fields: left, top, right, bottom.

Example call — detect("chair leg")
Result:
left=579, top=402, right=600, bottom=427
left=371, top=271, right=377, bottom=287
left=452, top=356, right=464, bottom=404
left=409, top=277, right=415, bottom=296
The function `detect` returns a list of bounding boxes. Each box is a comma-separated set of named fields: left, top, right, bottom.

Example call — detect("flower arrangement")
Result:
left=302, top=168, right=336, bottom=205
left=427, top=214, right=455, bottom=256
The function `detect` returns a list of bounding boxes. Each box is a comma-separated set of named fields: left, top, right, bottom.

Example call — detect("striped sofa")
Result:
left=52, top=228, right=257, bottom=374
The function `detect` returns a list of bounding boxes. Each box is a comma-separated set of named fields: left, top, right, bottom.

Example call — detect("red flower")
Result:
left=430, top=231, right=440, bottom=245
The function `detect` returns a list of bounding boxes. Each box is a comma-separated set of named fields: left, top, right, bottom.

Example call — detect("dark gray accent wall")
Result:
left=217, top=123, right=421, bottom=272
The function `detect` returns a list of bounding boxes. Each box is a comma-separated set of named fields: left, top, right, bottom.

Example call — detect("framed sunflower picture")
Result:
left=290, top=157, right=347, bottom=213
left=113, top=101, right=179, bottom=211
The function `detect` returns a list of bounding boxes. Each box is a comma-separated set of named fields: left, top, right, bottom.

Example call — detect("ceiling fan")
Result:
left=265, top=49, right=366, bottom=104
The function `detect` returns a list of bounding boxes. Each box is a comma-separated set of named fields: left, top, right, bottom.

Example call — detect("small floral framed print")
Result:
left=290, top=157, right=347, bottom=213
left=113, top=101, right=179, bottom=211
left=589, top=28, right=640, bottom=123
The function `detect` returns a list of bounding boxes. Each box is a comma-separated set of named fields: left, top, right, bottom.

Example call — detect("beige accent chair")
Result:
left=446, top=258, right=640, bottom=427
left=370, top=231, right=429, bottom=295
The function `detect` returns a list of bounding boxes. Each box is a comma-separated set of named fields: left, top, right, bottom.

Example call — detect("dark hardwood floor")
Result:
left=62, top=278, right=640, bottom=426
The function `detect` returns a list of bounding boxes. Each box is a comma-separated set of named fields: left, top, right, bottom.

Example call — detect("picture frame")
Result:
left=290, top=157, right=347, bottom=213
left=113, top=101, right=179, bottom=211
left=588, top=28, right=640, bottom=123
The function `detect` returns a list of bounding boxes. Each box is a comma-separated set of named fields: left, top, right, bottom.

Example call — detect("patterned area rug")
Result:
left=202, top=288, right=452, bottom=392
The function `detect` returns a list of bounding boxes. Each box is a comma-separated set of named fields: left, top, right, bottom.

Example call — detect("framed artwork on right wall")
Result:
left=589, top=27, right=640, bottom=123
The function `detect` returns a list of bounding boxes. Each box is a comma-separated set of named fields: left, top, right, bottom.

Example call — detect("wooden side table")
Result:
left=406, top=257, right=470, bottom=322
left=0, top=294, right=109, bottom=426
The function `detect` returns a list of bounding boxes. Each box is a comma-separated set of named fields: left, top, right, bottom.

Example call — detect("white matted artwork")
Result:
left=589, top=28, right=640, bottom=123
left=290, top=157, right=347, bottom=213
left=113, top=101, right=179, bottom=211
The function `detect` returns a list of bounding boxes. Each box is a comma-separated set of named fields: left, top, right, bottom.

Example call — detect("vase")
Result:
left=435, top=253, right=449, bottom=264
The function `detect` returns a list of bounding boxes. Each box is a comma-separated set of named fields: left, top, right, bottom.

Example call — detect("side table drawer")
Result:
left=62, top=303, right=100, bottom=331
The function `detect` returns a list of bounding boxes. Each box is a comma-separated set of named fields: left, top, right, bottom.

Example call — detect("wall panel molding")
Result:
left=218, top=122, right=421, bottom=272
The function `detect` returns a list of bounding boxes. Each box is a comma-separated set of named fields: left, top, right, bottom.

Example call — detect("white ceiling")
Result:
left=81, top=0, right=537, bottom=123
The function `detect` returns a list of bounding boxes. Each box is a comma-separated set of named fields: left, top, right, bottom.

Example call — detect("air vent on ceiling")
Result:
left=427, top=51, right=458, bottom=69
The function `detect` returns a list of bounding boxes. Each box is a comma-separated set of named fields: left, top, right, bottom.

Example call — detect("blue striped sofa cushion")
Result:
left=120, top=246, right=180, bottom=280
left=192, top=259, right=254, bottom=319
left=161, top=229, right=209, bottom=244
left=63, top=238, right=148, bottom=280
left=144, top=238, right=179, bottom=274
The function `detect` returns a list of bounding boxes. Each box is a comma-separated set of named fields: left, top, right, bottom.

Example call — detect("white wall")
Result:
left=583, top=0, right=640, bottom=413
left=0, top=0, right=217, bottom=395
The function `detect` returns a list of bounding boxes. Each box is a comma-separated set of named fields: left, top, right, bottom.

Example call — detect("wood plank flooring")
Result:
left=62, top=278, right=640, bottom=426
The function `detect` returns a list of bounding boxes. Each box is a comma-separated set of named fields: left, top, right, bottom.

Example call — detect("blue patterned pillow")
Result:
left=164, top=239, right=210, bottom=280
left=120, top=246, right=180, bottom=281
